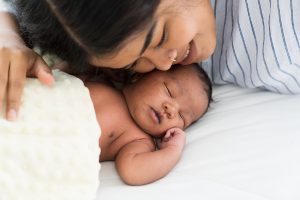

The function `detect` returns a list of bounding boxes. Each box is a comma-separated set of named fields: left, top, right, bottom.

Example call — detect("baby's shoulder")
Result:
left=86, top=82, right=126, bottom=113
left=100, top=109, right=154, bottom=161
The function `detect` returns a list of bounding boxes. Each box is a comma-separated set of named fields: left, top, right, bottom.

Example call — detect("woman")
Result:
left=0, top=0, right=299, bottom=121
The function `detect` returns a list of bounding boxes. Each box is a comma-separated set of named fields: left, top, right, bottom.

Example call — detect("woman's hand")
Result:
left=0, top=33, right=54, bottom=121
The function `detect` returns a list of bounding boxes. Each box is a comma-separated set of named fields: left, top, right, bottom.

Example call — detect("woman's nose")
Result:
left=143, top=48, right=177, bottom=71
left=162, top=102, right=177, bottom=119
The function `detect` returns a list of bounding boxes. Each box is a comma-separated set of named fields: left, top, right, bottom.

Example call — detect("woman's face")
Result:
left=89, top=0, right=216, bottom=73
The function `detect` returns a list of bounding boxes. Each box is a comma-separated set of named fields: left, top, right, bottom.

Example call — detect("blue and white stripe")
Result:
left=1, top=0, right=299, bottom=93
left=202, top=0, right=300, bottom=94
left=0, top=0, right=13, bottom=13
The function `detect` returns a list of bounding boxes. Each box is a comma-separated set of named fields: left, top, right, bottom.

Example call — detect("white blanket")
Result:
left=0, top=70, right=101, bottom=200
left=98, top=85, right=300, bottom=200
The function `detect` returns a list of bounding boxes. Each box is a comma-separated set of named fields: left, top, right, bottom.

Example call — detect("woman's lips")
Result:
left=149, top=107, right=160, bottom=124
left=183, top=44, right=191, bottom=60
left=179, top=40, right=197, bottom=65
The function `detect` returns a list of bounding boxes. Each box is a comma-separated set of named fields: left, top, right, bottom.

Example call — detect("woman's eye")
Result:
left=156, top=27, right=167, bottom=48
left=164, top=82, right=172, bottom=97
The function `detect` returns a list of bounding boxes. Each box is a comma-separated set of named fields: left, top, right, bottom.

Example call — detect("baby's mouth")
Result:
left=150, top=107, right=161, bottom=124
left=155, top=110, right=161, bottom=124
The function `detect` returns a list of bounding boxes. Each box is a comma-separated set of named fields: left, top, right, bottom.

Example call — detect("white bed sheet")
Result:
left=97, top=84, right=300, bottom=200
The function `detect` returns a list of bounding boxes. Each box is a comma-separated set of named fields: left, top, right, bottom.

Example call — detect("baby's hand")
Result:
left=157, top=128, right=186, bottom=151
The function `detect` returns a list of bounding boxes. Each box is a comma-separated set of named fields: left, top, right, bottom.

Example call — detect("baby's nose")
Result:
left=162, top=102, right=176, bottom=119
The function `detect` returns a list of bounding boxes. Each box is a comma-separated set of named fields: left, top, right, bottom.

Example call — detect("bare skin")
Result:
left=88, top=82, right=186, bottom=185
left=0, top=0, right=215, bottom=120
left=87, top=64, right=209, bottom=185
left=0, top=12, right=54, bottom=120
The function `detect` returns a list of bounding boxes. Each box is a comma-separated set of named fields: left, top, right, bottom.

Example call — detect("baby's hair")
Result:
left=126, top=64, right=213, bottom=105
left=171, top=64, right=213, bottom=106
left=193, top=63, right=213, bottom=105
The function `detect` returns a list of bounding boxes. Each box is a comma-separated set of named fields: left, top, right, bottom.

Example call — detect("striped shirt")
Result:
left=0, top=0, right=12, bottom=13
left=202, top=0, right=300, bottom=94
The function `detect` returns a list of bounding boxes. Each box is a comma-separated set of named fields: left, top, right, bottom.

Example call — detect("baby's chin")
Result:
left=132, top=113, right=166, bottom=137
left=140, top=125, right=166, bottom=138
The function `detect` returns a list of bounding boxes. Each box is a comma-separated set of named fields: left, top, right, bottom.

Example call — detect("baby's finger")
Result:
left=165, top=128, right=177, bottom=137
left=163, top=131, right=172, bottom=142
left=6, top=59, right=27, bottom=121
left=164, top=131, right=170, bottom=138
left=0, top=57, right=9, bottom=113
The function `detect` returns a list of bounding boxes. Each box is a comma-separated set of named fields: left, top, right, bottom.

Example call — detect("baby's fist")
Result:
left=157, top=128, right=186, bottom=151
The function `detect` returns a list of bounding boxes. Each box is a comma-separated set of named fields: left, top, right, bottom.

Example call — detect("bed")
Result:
left=1, top=1, right=300, bottom=199
left=97, top=84, right=300, bottom=200
left=2, top=72, right=299, bottom=200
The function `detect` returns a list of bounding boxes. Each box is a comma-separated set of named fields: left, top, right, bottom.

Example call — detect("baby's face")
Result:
left=123, top=65, right=209, bottom=137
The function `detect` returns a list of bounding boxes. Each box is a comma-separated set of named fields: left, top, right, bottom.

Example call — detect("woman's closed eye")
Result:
left=156, top=25, right=167, bottom=48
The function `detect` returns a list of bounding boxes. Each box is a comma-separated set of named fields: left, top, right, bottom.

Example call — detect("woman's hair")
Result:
left=13, top=0, right=160, bottom=72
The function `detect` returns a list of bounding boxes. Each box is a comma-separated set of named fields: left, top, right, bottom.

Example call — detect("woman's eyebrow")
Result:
left=140, top=21, right=158, bottom=56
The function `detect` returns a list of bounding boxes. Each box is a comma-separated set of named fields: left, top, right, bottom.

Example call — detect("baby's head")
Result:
left=122, top=64, right=212, bottom=137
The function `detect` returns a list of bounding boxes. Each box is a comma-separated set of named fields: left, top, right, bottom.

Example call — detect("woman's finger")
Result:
left=0, top=55, right=9, bottom=114
left=31, top=56, right=55, bottom=86
left=6, top=56, right=27, bottom=121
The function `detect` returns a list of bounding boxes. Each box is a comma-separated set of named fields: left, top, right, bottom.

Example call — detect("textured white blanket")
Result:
left=0, top=70, right=101, bottom=200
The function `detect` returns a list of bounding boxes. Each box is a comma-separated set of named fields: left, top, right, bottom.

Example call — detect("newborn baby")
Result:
left=87, top=63, right=212, bottom=185
left=0, top=63, right=212, bottom=200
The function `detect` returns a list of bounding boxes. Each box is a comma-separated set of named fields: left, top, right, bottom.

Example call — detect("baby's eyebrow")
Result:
left=174, top=77, right=183, bottom=96
left=140, top=21, right=157, bottom=56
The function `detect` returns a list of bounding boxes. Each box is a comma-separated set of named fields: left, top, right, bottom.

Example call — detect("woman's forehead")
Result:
left=88, top=0, right=181, bottom=68
left=88, top=29, right=149, bottom=68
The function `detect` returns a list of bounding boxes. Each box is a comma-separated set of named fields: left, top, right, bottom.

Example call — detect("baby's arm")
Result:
left=115, top=128, right=186, bottom=186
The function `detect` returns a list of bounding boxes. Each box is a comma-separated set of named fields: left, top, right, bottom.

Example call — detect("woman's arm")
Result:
left=115, top=128, right=186, bottom=186
left=0, top=11, right=54, bottom=120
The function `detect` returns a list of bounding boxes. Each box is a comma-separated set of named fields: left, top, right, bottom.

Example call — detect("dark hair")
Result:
left=193, top=63, right=213, bottom=105
left=13, top=0, right=160, bottom=73
left=170, top=63, right=212, bottom=106
left=128, top=63, right=213, bottom=110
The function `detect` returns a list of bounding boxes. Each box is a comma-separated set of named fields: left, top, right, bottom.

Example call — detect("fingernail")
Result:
left=7, top=109, right=17, bottom=121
